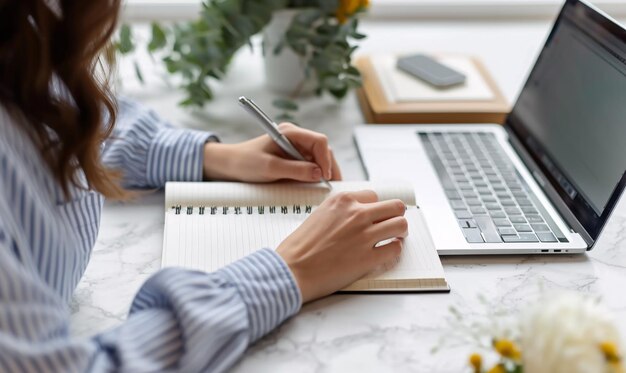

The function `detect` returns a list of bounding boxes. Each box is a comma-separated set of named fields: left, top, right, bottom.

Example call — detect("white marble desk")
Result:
left=71, top=19, right=626, bottom=372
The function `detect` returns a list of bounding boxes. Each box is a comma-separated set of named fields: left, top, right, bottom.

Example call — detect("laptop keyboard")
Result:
left=420, top=132, right=567, bottom=244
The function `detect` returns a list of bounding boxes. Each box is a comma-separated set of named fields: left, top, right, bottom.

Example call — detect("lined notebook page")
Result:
left=162, top=181, right=447, bottom=292
left=165, top=181, right=417, bottom=209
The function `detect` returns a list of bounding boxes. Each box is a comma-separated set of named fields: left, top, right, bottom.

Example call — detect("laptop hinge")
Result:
left=504, top=126, right=595, bottom=248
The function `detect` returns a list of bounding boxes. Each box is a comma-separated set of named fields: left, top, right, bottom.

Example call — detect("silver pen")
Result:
left=238, top=96, right=332, bottom=190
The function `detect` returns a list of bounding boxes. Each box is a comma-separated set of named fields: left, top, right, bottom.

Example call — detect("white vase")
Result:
left=262, top=9, right=317, bottom=96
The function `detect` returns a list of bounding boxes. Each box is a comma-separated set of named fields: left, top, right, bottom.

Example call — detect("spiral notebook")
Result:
left=161, top=181, right=449, bottom=292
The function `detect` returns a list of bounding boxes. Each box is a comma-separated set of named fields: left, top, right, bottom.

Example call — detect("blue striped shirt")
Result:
left=0, top=98, right=302, bottom=372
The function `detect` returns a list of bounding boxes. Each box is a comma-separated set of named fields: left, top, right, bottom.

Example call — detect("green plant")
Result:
left=116, top=0, right=368, bottom=120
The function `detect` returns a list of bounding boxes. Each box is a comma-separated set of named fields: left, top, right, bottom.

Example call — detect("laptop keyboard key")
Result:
left=513, top=224, right=532, bottom=232
left=463, top=190, right=478, bottom=198
left=504, top=207, right=522, bottom=215
left=455, top=210, right=473, bottom=219
left=493, top=218, right=512, bottom=227
left=522, top=206, right=538, bottom=215
left=509, top=216, right=526, bottom=223
left=531, top=223, right=550, bottom=232
left=474, top=216, right=503, bottom=242
left=450, top=200, right=467, bottom=210
left=503, top=233, right=539, bottom=242
left=475, top=185, right=489, bottom=192
left=490, top=210, right=506, bottom=218
left=526, top=215, right=544, bottom=223
left=502, top=235, right=522, bottom=242
left=470, top=207, right=487, bottom=214
left=518, top=233, right=539, bottom=242
left=498, top=227, right=517, bottom=235
left=537, top=232, right=558, bottom=242
left=462, top=228, right=484, bottom=243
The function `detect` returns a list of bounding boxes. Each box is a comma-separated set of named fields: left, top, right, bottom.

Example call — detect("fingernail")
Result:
left=312, top=167, right=322, bottom=180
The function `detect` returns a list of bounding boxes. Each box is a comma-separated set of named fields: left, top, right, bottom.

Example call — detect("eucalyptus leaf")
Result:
left=289, top=41, right=307, bottom=55
left=350, top=32, right=366, bottom=40
left=329, top=85, right=348, bottom=99
left=322, top=76, right=344, bottom=91
left=286, top=24, right=311, bottom=39
left=117, top=24, right=134, bottom=54
left=309, top=34, right=332, bottom=48
left=316, top=23, right=338, bottom=35
left=148, top=23, right=167, bottom=52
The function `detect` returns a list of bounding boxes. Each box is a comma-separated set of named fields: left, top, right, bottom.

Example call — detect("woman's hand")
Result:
left=203, top=123, right=342, bottom=183
left=276, top=190, right=408, bottom=303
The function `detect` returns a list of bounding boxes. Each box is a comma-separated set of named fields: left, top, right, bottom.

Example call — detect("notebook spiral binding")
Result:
left=171, top=205, right=313, bottom=215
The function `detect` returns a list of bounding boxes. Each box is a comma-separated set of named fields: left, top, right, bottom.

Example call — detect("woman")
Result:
left=0, top=0, right=407, bottom=371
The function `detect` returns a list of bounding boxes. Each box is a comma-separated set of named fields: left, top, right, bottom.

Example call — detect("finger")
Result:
left=279, top=124, right=332, bottom=180
left=364, top=199, right=406, bottom=223
left=368, top=239, right=403, bottom=268
left=329, top=147, right=342, bottom=181
left=267, top=157, right=323, bottom=182
left=368, top=216, right=409, bottom=243
left=346, top=190, right=378, bottom=204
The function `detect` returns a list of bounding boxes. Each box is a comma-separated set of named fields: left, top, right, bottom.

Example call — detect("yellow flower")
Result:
left=487, top=364, right=506, bottom=373
left=493, top=339, right=522, bottom=360
left=601, top=341, right=622, bottom=363
left=336, top=0, right=369, bottom=24
left=469, top=353, right=482, bottom=373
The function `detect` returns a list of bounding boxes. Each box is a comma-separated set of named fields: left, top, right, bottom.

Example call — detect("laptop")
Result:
left=355, top=0, right=626, bottom=255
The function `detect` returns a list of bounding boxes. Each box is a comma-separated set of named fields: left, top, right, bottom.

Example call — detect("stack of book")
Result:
left=355, top=54, right=510, bottom=124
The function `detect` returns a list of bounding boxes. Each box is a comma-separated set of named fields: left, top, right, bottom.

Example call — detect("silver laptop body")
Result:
left=355, top=0, right=626, bottom=255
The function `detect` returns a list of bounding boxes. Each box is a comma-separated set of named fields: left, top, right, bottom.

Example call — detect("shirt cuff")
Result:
left=146, top=127, right=217, bottom=186
left=217, top=249, right=302, bottom=343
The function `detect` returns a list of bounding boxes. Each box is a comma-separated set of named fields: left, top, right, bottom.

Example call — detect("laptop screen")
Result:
left=508, top=0, right=626, bottom=241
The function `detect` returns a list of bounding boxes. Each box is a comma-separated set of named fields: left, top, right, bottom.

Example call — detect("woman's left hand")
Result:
left=202, top=123, right=342, bottom=183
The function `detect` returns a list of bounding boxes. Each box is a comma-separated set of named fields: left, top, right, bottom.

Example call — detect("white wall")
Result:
left=121, top=0, right=626, bottom=21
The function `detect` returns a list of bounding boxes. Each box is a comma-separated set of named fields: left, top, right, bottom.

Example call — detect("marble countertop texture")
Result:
left=70, top=19, right=626, bottom=372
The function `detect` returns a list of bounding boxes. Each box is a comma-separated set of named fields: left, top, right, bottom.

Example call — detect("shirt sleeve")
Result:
left=101, top=97, right=217, bottom=189
left=0, top=221, right=302, bottom=373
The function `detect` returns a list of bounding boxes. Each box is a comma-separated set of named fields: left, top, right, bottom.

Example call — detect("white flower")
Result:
left=521, top=293, right=621, bottom=373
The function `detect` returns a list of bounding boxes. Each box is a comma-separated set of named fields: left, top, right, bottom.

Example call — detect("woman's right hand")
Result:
left=276, top=190, right=408, bottom=303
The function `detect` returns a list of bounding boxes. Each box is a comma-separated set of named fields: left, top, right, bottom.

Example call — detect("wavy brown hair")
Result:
left=0, top=0, right=126, bottom=199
